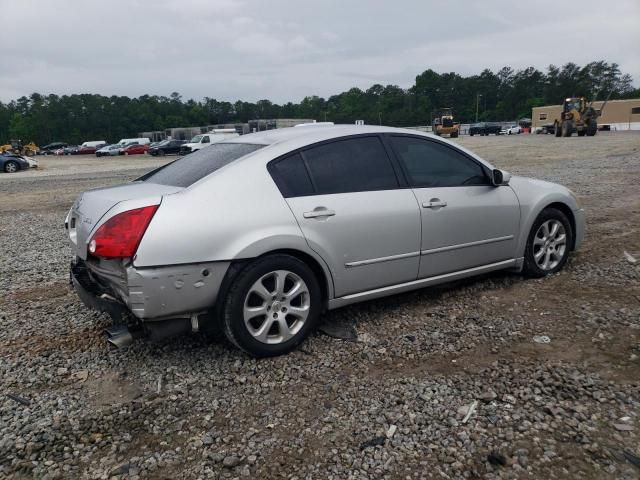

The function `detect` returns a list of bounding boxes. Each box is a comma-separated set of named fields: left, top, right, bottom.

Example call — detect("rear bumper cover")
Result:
left=70, top=260, right=129, bottom=320
left=70, top=257, right=230, bottom=321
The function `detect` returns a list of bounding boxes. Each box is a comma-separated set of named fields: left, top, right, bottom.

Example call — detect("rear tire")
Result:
left=554, top=122, right=562, bottom=137
left=222, top=254, right=322, bottom=357
left=523, top=208, right=573, bottom=278
left=562, top=120, right=572, bottom=137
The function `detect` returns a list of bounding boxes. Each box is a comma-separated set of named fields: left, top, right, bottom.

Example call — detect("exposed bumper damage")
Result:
left=70, top=257, right=230, bottom=347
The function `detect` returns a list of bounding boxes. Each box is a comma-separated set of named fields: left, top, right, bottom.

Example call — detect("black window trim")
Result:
left=267, top=133, right=406, bottom=198
left=381, top=133, right=493, bottom=188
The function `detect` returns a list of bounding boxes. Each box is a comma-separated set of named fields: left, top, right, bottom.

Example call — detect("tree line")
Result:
left=0, top=61, right=637, bottom=145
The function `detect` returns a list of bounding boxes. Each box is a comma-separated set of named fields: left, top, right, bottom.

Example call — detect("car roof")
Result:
left=225, top=124, right=436, bottom=147
left=218, top=124, right=496, bottom=173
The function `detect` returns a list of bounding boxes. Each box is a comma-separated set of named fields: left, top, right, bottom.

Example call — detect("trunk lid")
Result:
left=67, top=182, right=183, bottom=259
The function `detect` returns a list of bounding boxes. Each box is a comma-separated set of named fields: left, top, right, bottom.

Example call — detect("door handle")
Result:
left=303, top=208, right=336, bottom=219
left=422, top=200, right=447, bottom=209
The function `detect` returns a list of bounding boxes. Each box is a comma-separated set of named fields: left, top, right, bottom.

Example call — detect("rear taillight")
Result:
left=88, top=205, right=159, bottom=258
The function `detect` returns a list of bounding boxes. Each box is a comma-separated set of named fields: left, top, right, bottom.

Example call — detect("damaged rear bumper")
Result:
left=69, top=257, right=230, bottom=321
left=70, top=260, right=130, bottom=320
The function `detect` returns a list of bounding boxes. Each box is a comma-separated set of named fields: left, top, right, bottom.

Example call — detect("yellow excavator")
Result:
left=431, top=108, right=459, bottom=138
left=0, top=139, right=39, bottom=156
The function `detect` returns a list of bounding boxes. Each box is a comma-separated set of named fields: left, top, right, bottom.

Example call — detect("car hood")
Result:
left=67, top=182, right=183, bottom=259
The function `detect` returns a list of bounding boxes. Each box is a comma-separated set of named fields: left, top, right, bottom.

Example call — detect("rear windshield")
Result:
left=139, top=143, right=265, bottom=187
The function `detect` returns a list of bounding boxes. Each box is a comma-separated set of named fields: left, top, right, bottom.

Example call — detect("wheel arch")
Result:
left=219, top=248, right=334, bottom=315
left=545, top=202, right=577, bottom=250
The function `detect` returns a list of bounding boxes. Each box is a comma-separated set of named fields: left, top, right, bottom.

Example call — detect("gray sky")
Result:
left=1, top=0, right=638, bottom=103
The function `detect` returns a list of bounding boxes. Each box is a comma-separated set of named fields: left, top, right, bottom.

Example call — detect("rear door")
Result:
left=270, top=135, right=421, bottom=297
left=387, top=135, right=520, bottom=279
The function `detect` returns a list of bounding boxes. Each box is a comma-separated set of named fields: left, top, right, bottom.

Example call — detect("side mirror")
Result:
left=492, top=169, right=511, bottom=186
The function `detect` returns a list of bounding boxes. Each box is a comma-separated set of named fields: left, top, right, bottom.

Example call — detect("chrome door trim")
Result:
left=329, top=258, right=518, bottom=310
left=420, top=235, right=514, bottom=256
left=344, top=251, right=420, bottom=268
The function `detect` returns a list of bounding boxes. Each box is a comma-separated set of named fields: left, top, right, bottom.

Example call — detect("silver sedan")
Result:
left=67, top=125, right=585, bottom=356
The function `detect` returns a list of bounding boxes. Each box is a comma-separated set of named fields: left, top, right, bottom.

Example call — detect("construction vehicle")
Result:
left=431, top=108, right=459, bottom=138
left=553, top=92, right=611, bottom=137
left=0, top=139, right=39, bottom=156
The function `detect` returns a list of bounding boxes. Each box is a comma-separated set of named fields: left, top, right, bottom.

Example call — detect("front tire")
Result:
left=523, top=208, right=573, bottom=277
left=222, top=254, right=322, bottom=357
left=4, top=160, right=19, bottom=173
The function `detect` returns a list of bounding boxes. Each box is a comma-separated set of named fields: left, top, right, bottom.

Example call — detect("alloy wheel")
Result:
left=533, top=219, right=567, bottom=271
left=243, top=270, right=310, bottom=344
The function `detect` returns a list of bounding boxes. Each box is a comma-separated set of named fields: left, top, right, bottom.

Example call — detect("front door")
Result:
left=386, top=135, right=521, bottom=278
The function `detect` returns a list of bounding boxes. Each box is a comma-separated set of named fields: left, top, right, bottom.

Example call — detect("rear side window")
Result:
left=140, top=143, right=264, bottom=187
left=389, top=136, right=489, bottom=188
left=302, top=136, right=398, bottom=194
left=268, top=153, right=314, bottom=197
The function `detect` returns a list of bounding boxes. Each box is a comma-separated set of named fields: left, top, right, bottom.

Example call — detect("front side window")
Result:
left=302, top=136, right=398, bottom=194
left=201, top=136, right=210, bottom=144
left=389, top=136, right=489, bottom=188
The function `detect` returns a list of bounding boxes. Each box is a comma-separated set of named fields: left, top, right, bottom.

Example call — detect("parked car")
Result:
left=502, top=125, right=521, bottom=135
left=67, top=125, right=585, bottom=356
left=469, top=122, right=502, bottom=136
left=40, top=142, right=67, bottom=155
left=96, top=144, right=122, bottom=157
left=179, top=130, right=239, bottom=155
left=117, top=137, right=151, bottom=146
left=1, top=152, right=36, bottom=173
left=63, top=145, right=80, bottom=155
left=78, top=145, right=104, bottom=155
left=120, top=143, right=150, bottom=155
left=148, top=139, right=186, bottom=156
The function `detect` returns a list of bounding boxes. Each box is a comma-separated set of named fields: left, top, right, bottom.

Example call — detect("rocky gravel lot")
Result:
left=1, top=133, right=639, bottom=479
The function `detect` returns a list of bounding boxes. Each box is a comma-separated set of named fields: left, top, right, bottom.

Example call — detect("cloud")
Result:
left=0, top=0, right=637, bottom=103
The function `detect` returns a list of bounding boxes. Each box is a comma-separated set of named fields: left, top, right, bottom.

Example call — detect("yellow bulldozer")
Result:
left=431, top=108, right=459, bottom=138
left=0, top=139, right=39, bottom=156
left=553, top=92, right=610, bottom=137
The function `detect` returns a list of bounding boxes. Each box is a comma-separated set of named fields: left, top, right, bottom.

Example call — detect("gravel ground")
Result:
left=1, top=134, right=639, bottom=479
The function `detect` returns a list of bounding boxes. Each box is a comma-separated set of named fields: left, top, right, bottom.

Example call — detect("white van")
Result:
left=180, top=130, right=239, bottom=154
left=117, top=137, right=150, bottom=146
left=81, top=140, right=107, bottom=148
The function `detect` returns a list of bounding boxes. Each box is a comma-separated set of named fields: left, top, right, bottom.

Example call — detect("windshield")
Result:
left=140, top=143, right=265, bottom=188
left=156, top=140, right=170, bottom=146
left=190, top=135, right=203, bottom=143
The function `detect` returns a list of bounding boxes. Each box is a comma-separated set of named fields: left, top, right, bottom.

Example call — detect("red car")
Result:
left=120, top=144, right=149, bottom=155
left=78, top=145, right=102, bottom=155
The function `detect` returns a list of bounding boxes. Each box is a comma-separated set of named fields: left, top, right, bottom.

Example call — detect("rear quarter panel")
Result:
left=134, top=158, right=320, bottom=268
